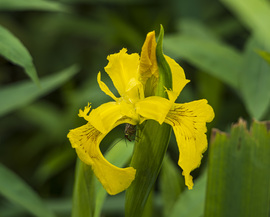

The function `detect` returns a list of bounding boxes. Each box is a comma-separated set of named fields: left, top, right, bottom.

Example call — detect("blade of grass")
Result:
left=0, top=65, right=79, bottom=117
left=0, top=25, right=39, bottom=85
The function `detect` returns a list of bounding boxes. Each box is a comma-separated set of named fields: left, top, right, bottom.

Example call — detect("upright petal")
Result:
left=164, top=99, right=214, bottom=189
left=139, top=31, right=159, bottom=84
left=67, top=121, right=136, bottom=195
left=97, top=72, right=118, bottom=101
left=105, top=48, right=140, bottom=99
left=165, top=56, right=190, bottom=102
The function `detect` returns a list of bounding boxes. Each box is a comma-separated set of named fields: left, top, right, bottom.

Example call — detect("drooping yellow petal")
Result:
left=97, top=72, right=118, bottom=101
left=164, top=99, right=214, bottom=189
left=135, top=96, right=172, bottom=124
left=165, top=55, right=190, bottom=102
left=67, top=121, right=136, bottom=195
left=105, top=48, right=140, bottom=100
left=139, top=31, right=159, bottom=85
left=89, top=101, right=139, bottom=134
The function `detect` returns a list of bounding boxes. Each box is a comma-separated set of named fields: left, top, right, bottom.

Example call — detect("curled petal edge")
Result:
left=67, top=118, right=137, bottom=195
left=164, top=99, right=214, bottom=189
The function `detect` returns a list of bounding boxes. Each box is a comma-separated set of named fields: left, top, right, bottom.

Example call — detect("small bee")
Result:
left=124, top=124, right=136, bottom=142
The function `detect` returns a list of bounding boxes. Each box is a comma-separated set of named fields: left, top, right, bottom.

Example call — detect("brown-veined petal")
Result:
left=67, top=118, right=137, bottom=195
left=164, top=99, right=214, bottom=189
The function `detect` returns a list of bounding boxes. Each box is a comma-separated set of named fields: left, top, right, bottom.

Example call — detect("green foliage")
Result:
left=164, top=26, right=242, bottom=89
left=221, top=0, right=270, bottom=50
left=205, top=120, right=270, bottom=217
left=0, top=164, right=56, bottom=217
left=239, top=38, right=270, bottom=120
left=0, top=65, right=79, bottom=117
left=169, top=170, right=207, bottom=217
left=0, top=25, right=39, bottom=85
left=0, top=0, right=70, bottom=12
left=160, top=155, right=184, bottom=217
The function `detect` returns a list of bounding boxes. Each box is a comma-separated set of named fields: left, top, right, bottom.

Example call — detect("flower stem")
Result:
left=125, top=26, right=173, bottom=217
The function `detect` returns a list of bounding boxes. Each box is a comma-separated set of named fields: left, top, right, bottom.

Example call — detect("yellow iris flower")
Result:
left=68, top=31, right=214, bottom=195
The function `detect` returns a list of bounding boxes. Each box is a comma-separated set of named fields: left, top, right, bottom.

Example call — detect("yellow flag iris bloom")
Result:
left=68, top=31, right=214, bottom=195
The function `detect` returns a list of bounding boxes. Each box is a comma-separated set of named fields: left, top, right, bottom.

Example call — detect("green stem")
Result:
left=125, top=25, right=173, bottom=217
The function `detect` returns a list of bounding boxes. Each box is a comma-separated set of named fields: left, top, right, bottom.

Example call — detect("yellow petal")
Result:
left=105, top=48, right=140, bottom=99
left=67, top=122, right=136, bottom=195
left=89, top=101, right=139, bottom=134
left=97, top=72, right=118, bottom=101
left=164, top=99, right=214, bottom=189
left=165, top=55, right=190, bottom=102
left=136, top=96, right=172, bottom=124
left=139, top=31, right=159, bottom=84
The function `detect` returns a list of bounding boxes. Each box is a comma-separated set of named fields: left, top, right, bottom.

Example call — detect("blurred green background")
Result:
left=0, top=0, right=270, bottom=216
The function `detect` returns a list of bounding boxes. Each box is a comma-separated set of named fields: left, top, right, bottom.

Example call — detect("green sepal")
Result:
left=156, top=25, right=172, bottom=98
left=205, top=119, right=270, bottom=217
left=125, top=26, right=173, bottom=217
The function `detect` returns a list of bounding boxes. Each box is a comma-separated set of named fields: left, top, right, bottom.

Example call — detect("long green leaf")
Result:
left=239, top=37, right=270, bottom=120
left=205, top=120, right=270, bottom=217
left=0, top=25, right=39, bottom=85
left=0, top=164, right=56, bottom=217
left=164, top=35, right=242, bottom=89
left=0, top=0, right=70, bottom=12
left=0, top=65, right=79, bottom=117
left=221, top=0, right=270, bottom=50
